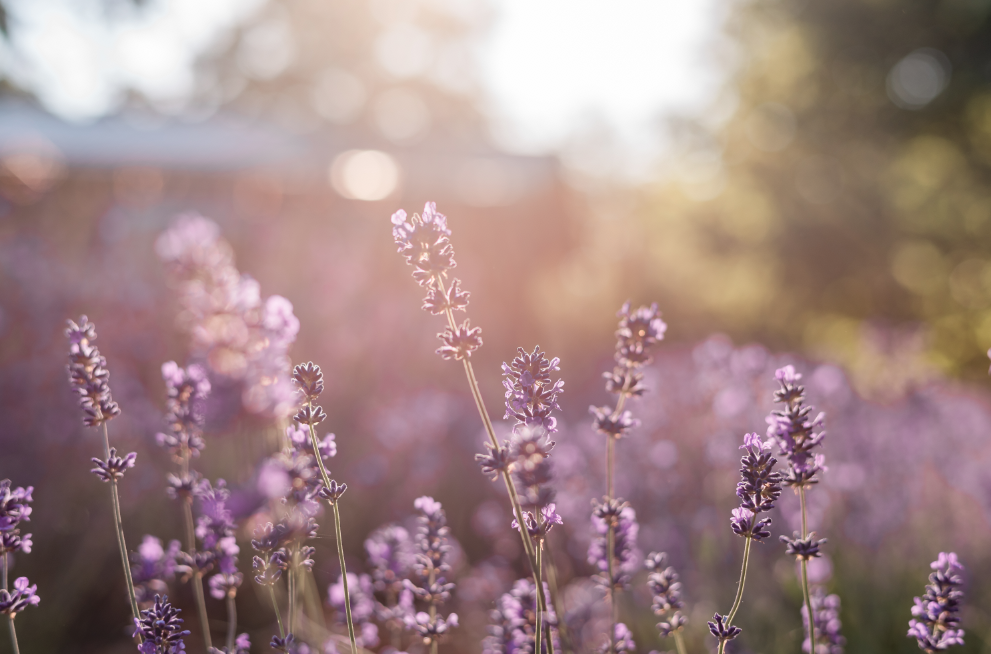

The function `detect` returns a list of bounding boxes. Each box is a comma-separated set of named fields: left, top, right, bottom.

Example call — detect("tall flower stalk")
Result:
left=767, top=366, right=828, bottom=651
left=709, top=432, right=782, bottom=654
left=65, top=316, right=141, bottom=635
left=0, top=480, right=38, bottom=654
left=293, top=361, right=357, bottom=654
left=590, top=302, right=665, bottom=653
left=391, top=203, right=553, bottom=643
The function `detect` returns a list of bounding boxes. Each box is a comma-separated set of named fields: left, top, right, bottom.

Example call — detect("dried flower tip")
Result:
left=707, top=613, right=742, bottom=642
left=422, top=278, right=470, bottom=315
left=780, top=532, right=826, bottom=560
left=319, top=480, right=347, bottom=504
left=475, top=441, right=513, bottom=480
left=90, top=448, right=137, bottom=482
left=292, top=362, right=324, bottom=400
left=436, top=320, right=482, bottom=360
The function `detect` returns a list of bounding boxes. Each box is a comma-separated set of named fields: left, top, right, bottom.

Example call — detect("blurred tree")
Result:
left=626, top=0, right=991, bottom=383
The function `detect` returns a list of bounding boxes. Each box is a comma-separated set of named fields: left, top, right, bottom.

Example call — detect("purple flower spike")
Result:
left=158, top=361, right=211, bottom=458
left=392, top=202, right=457, bottom=287
left=365, top=524, right=413, bottom=594
left=404, top=496, right=456, bottom=642
left=646, top=552, right=688, bottom=637
left=732, top=431, right=782, bottom=541
left=766, top=366, right=827, bottom=487
left=503, top=346, right=564, bottom=434
left=90, top=448, right=137, bottom=482
left=483, top=578, right=559, bottom=654
left=65, top=315, right=121, bottom=427
left=614, top=302, right=667, bottom=368
left=436, top=320, right=483, bottom=360
left=908, top=552, right=965, bottom=653
left=0, top=577, right=40, bottom=618
left=0, top=480, right=33, bottom=557
left=589, top=499, right=641, bottom=590
left=135, top=594, right=190, bottom=654
left=423, top=278, right=470, bottom=315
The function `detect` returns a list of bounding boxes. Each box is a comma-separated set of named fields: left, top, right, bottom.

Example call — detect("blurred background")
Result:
left=1, top=0, right=991, bottom=652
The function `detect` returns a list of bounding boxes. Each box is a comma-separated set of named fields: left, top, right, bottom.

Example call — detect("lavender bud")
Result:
left=589, top=499, right=640, bottom=590
left=780, top=532, right=827, bottom=560
left=503, top=347, right=564, bottom=433
left=766, top=366, right=827, bottom=487
left=0, top=480, right=33, bottom=556
left=134, top=595, right=190, bottom=654
left=483, top=578, right=559, bottom=654
left=65, top=315, right=121, bottom=427
left=436, top=320, right=483, bottom=360
left=708, top=613, right=742, bottom=643
left=0, top=577, right=40, bottom=618
left=908, top=552, right=965, bottom=653
left=365, top=524, right=414, bottom=594
left=270, top=633, right=295, bottom=653
left=159, top=361, right=211, bottom=459
left=294, top=404, right=327, bottom=426
left=131, top=536, right=183, bottom=606
left=90, top=448, right=137, bottom=482
left=318, top=480, right=347, bottom=504
left=511, top=504, right=563, bottom=543
left=391, top=203, right=457, bottom=288
left=599, top=623, right=636, bottom=654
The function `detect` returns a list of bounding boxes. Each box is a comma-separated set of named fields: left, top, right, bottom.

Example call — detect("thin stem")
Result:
left=543, top=547, right=573, bottom=654
left=102, top=423, right=142, bottom=636
left=536, top=544, right=544, bottom=654
left=673, top=631, right=687, bottom=654
left=269, top=587, right=286, bottom=639
left=307, top=414, right=358, bottom=654
left=4, top=554, right=18, bottom=654
left=288, top=547, right=297, bottom=636
left=333, top=502, right=358, bottom=654
left=799, top=488, right=816, bottom=653
left=182, top=496, right=213, bottom=650
left=226, top=594, right=238, bottom=653
left=607, top=521, right=616, bottom=654
left=429, top=565, right=439, bottom=654
left=716, top=536, right=753, bottom=654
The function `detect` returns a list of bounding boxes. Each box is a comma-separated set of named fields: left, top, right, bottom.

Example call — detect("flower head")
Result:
left=134, top=595, right=189, bottom=653
left=65, top=315, right=121, bottom=427
left=614, top=302, right=667, bottom=368
left=766, top=366, right=827, bottom=487
left=589, top=499, right=640, bottom=590
left=392, top=203, right=456, bottom=287
left=0, top=577, right=39, bottom=618
left=90, top=448, right=137, bottom=482
left=503, top=347, right=564, bottom=434
left=908, top=553, right=965, bottom=653
left=436, top=320, right=483, bottom=360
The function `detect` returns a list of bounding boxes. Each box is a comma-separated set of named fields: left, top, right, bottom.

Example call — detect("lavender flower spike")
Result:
left=135, top=595, right=190, bottom=654
left=404, top=497, right=457, bottom=652
left=646, top=552, right=688, bottom=641
left=908, top=553, right=965, bottom=653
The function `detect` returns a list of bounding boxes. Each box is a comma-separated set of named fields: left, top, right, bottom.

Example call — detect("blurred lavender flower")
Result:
left=781, top=532, right=827, bottom=561
left=208, top=633, right=251, bottom=654
left=270, top=633, right=296, bottom=653
left=156, top=214, right=299, bottom=418
left=503, top=346, right=565, bottom=434
left=0, top=577, right=39, bottom=618
left=511, top=427, right=557, bottom=508
left=589, top=500, right=640, bottom=590
left=156, top=362, right=211, bottom=459
left=329, top=574, right=379, bottom=648
left=135, top=595, right=190, bottom=654
left=803, top=587, right=845, bottom=654
left=482, top=578, right=559, bottom=654
left=131, top=536, right=184, bottom=607
left=90, top=448, right=137, bottom=482
left=589, top=407, right=639, bottom=440
left=512, top=504, right=563, bottom=544
left=908, top=552, right=965, bottom=653
left=766, top=366, right=826, bottom=487
left=645, top=552, right=687, bottom=637
left=65, top=315, right=121, bottom=427
left=732, top=433, right=781, bottom=541
left=286, top=424, right=336, bottom=462
left=0, top=481, right=33, bottom=556
left=403, top=496, right=457, bottom=646
left=365, top=524, right=414, bottom=595
left=600, top=623, right=635, bottom=654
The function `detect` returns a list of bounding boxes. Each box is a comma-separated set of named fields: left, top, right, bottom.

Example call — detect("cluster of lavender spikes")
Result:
left=404, top=496, right=458, bottom=648
left=1, top=479, right=38, bottom=653
left=908, top=552, right=965, bottom=653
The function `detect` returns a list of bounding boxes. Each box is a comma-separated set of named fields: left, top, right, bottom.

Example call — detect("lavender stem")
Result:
left=543, top=547, right=573, bottom=654
left=102, top=423, right=142, bottom=636
left=225, top=594, right=237, bottom=653
left=717, top=536, right=752, bottom=654
left=306, top=412, right=358, bottom=654
left=535, top=544, right=544, bottom=654
left=179, top=451, right=213, bottom=651
left=3, top=553, right=19, bottom=654
left=604, top=380, right=630, bottom=654
left=799, top=487, right=816, bottom=652
left=673, top=631, right=687, bottom=654
left=332, top=501, right=358, bottom=654
left=269, top=586, right=286, bottom=640
left=288, top=547, right=297, bottom=636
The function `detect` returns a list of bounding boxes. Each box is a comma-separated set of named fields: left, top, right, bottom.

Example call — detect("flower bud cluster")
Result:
left=131, top=536, right=183, bottom=607
left=135, top=594, right=189, bottom=654
left=908, top=552, right=965, bottom=653
left=645, top=552, right=687, bottom=637
left=803, top=587, right=845, bottom=654
left=588, top=498, right=641, bottom=591
left=730, top=433, right=782, bottom=542
left=0, top=479, right=38, bottom=621
left=156, top=362, right=211, bottom=459
left=766, top=366, right=826, bottom=487
left=65, top=316, right=121, bottom=427
left=403, top=496, right=457, bottom=646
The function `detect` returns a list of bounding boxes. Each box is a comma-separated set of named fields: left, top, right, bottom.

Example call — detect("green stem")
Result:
left=799, top=487, right=816, bottom=653
left=288, top=546, right=297, bottom=637
left=429, top=566, right=438, bottom=654
left=269, top=586, right=286, bottom=639
left=102, top=423, right=141, bottom=638
left=673, top=631, right=687, bottom=654
left=182, top=493, right=213, bottom=650
left=536, top=545, right=544, bottom=654
left=543, top=546, right=573, bottom=654
left=333, top=502, right=358, bottom=654
left=307, top=414, right=358, bottom=654
left=717, top=536, right=753, bottom=654
left=226, top=594, right=238, bottom=653
left=4, top=554, right=19, bottom=654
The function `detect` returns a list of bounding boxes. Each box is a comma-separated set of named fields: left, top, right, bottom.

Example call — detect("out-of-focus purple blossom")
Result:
left=156, top=214, right=299, bottom=418
left=391, top=203, right=456, bottom=287
left=193, top=480, right=239, bottom=573
left=65, top=315, right=121, bottom=427
left=0, top=480, right=33, bottom=556
left=135, top=594, right=189, bottom=654
left=292, top=362, right=324, bottom=401
left=208, top=633, right=251, bottom=654
left=157, top=362, right=211, bottom=459
left=589, top=500, right=640, bottom=590
left=286, top=424, right=337, bottom=463
left=131, top=536, right=183, bottom=606
left=645, top=552, right=687, bottom=637
left=436, top=320, right=483, bottom=360
left=406, top=611, right=459, bottom=646
left=329, top=573, right=377, bottom=644
left=766, top=366, right=827, bottom=487
left=708, top=613, right=742, bottom=644
left=403, top=496, right=457, bottom=643
left=599, top=623, right=635, bottom=654
left=0, top=577, right=40, bottom=618
left=908, top=552, right=965, bottom=653
left=589, top=407, right=639, bottom=440
left=208, top=573, right=244, bottom=600
left=90, top=448, right=137, bottom=482
left=365, top=524, right=413, bottom=594
left=503, top=346, right=564, bottom=434
left=510, top=426, right=557, bottom=507
left=482, top=578, right=558, bottom=654
left=803, top=587, right=845, bottom=654
left=166, top=471, right=202, bottom=502
left=613, top=302, right=667, bottom=369
left=731, top=432, right=781, bottom=541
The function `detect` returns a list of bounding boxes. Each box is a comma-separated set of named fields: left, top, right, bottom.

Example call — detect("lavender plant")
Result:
left=365, top=524, right=414, bottom=648
left=768, top=366, right=828, bottom=650
left=404, top=496, right=458, bottom=654
left=392, top=203, right=555, bottom=650
left=908, top=552, right=965, bottom=653
left=0, top=480, right=37, bottom=654
left=589, top=302, right=664, bottom=654
left=65, top=316, right=142, bottom=633
left=136, top=595, right=190, bottom=654
left=645, top=552, right=687, bottom=654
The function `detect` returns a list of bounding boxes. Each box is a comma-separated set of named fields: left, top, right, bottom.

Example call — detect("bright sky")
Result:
left=1, top=0, right=728, bottom=168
